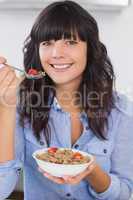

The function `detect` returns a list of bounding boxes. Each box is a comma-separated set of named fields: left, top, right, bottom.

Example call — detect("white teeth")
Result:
left=52, top=64, right=72, bottom=69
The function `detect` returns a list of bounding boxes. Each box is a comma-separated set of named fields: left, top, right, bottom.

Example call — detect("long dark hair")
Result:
left=18, top=0, right=116, bottom=145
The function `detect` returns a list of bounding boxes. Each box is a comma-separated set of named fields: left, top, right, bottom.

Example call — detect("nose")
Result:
left=51, top=41, right=65, bottom=58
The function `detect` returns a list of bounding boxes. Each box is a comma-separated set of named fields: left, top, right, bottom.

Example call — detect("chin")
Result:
left=52, top=78, right=72, bottom=85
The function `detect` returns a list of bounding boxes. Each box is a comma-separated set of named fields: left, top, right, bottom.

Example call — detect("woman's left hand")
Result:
left=38, top=159, right=96, bottom=185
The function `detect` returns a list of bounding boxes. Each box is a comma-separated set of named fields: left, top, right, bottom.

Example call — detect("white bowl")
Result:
left=32, top=148, right=94, bottom=177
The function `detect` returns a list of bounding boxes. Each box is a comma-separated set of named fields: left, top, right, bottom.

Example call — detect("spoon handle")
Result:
left=10, top=65, right=26, bottom=74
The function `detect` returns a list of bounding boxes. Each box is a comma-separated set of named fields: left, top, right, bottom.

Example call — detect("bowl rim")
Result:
left=32, top=147, right=94, bottom=167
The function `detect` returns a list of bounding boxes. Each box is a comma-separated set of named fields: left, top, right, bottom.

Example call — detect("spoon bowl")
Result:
left=0, top=63, right=46, bottom=80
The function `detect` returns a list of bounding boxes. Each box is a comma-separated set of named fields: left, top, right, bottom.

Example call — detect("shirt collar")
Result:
left=51, top=96, right=88, bottom=121
left=51, top=96, right=62, bottom=111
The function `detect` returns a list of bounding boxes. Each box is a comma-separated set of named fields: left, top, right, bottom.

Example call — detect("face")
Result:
left=39, top=36, right=87, bottom=87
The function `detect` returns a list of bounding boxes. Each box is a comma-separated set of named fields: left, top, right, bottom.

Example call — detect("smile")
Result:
left=50, top=63, right=73, bottom=69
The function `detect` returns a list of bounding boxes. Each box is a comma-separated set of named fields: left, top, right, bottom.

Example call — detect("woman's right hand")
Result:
left=0, top=56, right=23, bottom=108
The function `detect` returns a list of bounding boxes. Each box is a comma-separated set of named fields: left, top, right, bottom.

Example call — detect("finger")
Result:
left=37, top=167, right=65, bottom=184
left=0, top=65, right=10, bottom=73
left=62, top=175, right=71, bottom=181
left=62, top=161, right=97, bottom=185
left=0, top=70, right=15, bottom=88
left=0, top=57, right=7, bottom=64
left=0, top=67, right=14, bottom=84
left=0, top=77, right=17, bottom=107
left=0, top=64, right=15, bottom=73
left=77, top=160, right=96, bottom=178
left=43, top=173, right=66, bottom=184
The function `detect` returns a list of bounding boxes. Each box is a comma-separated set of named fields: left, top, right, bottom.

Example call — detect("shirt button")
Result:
left=103, top=149, right=107, bottom=154
left=17, top=168, right=21, bottom=174
left=66, top=193, right=71, bottom=197
left=74, top=144, right=79, bottom=149
left=40, top=141, right=44, bottom=146
left=86, top=126, right=89, bottom=130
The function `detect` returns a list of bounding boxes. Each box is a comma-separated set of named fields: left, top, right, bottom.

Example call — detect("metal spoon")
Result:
left=0, top=63, right=46, bottom=80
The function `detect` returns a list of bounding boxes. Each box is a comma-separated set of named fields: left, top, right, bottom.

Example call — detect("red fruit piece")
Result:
left=48, top=147, right=58, bottom=154
left=28, top=69, right=38, bottom=75
left=73, top=152, right=83, bottom=159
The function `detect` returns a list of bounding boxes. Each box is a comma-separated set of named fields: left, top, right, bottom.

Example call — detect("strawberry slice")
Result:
left=73, top=152, right=83, bottom=159
left=48, top=147, right=58, bottom=154
left=28, top=69, right=38, bottom=75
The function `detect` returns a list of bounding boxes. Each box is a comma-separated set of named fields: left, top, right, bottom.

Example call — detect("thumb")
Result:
left=0, top=56, right=7, bottom=64
left=17, top=75, right=25, bottom=85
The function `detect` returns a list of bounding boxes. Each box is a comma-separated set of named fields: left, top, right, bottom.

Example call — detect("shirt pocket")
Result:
left=85, top=140, right=112, bottom=172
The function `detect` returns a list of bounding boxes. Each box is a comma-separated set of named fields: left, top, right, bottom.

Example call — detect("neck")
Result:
left=55, top=77, right=82, bottom=112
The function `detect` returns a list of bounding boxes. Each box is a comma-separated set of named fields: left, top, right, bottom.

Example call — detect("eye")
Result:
left=41, top=41, right=52, bottom=46
left=65, top=40, right=78, bottom=45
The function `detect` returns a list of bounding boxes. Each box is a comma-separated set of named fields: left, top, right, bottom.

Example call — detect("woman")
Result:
left=0, top=1, right=133, bottom=200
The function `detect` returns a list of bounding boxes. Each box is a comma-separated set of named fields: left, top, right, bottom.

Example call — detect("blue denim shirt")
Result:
left=0, top=94, right=133, bottom=200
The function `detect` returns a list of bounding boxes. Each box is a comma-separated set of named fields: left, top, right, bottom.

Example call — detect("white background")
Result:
left=0, top=1, right=133, bottom=98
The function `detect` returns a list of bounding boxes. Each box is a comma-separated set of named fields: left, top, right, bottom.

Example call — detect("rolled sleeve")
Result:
left=89, top=174, right=120, bottom=199
left=0, top=160, right=17, bottom=173
left=0, top=163, right=19, bottom=200
left=0, top=158, right=23, bottom=174
left=0, top=110, right=24, bottom=199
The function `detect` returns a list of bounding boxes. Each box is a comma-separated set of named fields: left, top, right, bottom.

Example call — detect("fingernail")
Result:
left=62, top=175, right=72, bottom=181
left=44, top=173, right=49, bottom=177
left=63, top=177, right=69, bottom=181
left=38, top=167, right=44, bottom=173
left=0, top=63, right=5, bottom=69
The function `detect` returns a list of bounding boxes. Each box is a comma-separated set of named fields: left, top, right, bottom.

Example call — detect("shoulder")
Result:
left=113, top=92, right=133, bottom=117
left=111, top=94, right=133, bottom=153
left=107, top=92, right=133, bottom=139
